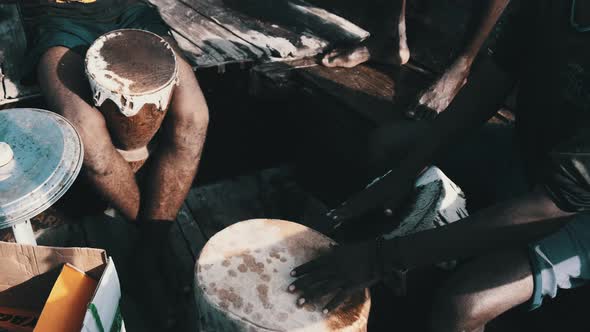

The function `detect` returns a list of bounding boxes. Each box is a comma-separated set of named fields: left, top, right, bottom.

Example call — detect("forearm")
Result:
left=385, top=56, right=515, bottom=200
left=461, top=0, right=510, bottom=61
left=332, top=56, right=515, bottom=220
left=411, top=57, right=515, bottom=164
left=387, top=187, right=574, bottom=269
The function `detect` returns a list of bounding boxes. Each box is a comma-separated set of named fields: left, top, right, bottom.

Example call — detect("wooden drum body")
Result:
left=85, top=29, right=178, bottom=171
left=195, top=219, right=371, bottom=332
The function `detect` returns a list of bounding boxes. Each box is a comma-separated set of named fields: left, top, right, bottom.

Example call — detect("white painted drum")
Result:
left=0, top=108, right=83, bottom=229
left=85, top=29, right=178, bottom=118
left=195, top=219, right=371, bottom=332
left=85, top=29, right=178, bottom=172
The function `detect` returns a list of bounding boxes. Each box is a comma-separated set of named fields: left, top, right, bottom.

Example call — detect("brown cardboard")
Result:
left=0, top=242, right=107, bottom=311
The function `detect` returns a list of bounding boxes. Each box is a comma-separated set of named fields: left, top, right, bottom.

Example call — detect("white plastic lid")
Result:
left=0, top=108, right=83, bottom=228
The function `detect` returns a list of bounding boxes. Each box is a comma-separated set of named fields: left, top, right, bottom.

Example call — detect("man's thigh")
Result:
left=37, top=46, right=93, bottom=110
left=37, top=47, right=116, bottom=169
left=432, top=249, right=534, bottom=331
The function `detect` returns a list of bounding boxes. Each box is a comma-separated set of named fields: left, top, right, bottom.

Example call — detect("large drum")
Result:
left=85, top=29, right=178, bottom=172
left=195, top=219, right=371, bottom=332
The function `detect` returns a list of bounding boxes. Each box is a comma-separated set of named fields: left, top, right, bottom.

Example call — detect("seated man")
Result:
left=320, top=0, right=510, bottom=120
left=21, top=0, right=208, bottom=329
left=289, top=0, right=590, bottom=331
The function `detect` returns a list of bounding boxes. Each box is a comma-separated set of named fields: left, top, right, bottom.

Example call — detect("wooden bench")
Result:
left=0, top=0, right=369, bottom=105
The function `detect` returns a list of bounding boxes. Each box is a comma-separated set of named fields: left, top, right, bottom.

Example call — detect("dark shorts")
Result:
left=24, top=2, right=169, bottom=81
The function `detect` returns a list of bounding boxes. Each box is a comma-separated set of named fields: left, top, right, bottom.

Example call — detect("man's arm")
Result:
left=408, top=0, right=511, bottom=119
left=388, top=187, right=574, bottom=269
left=331, top=55, right=518, bottom=222
left=291, top=187, right=573, bottom=313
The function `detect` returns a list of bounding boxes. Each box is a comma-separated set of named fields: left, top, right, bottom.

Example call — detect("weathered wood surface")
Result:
left=0, top=4, right=40, bottom=105
left=252, top=59, right=515, bottom=127
left=150, top=0, right=266, bottom=67
left=185, top=167, right=330, bottom=239
left=176, top=0, right=328, bottom=59
left=170, top=30, right=219, bottom=69
left=251, top=60, right=428, bottom=124
left=149, top=0, right=368, bottom=68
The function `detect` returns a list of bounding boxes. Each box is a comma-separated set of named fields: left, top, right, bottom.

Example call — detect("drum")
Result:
left=85, top=29, right=178, bottom=171
left=195, top=219, right=371, bottom=332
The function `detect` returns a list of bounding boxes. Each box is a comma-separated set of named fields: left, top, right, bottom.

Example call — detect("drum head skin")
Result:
left=195, top=219, right=371, bottom=332
left=85, top=29, right=178, bottom=117
left=86, top=29, right=176, bottom=95
left=0, top=108, right=83, bottom=228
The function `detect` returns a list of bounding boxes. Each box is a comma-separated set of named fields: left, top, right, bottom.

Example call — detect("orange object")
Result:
left=0, top=307, right=39, bottom=332
left=34, top=264, right=98, bottom=332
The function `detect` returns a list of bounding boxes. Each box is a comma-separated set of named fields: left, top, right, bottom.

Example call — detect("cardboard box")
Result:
left=0, top=242, right=125, bottom=332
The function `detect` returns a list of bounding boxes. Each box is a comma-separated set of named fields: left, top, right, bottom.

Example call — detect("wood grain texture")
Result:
left=227, top=0, right=369, bottom=44
left=149, top=0, right=265, bottom=64
left=169, top=30, right=219, bottom=68
left=178, top=0, right=329, bottom=60
left=150, top=0, right=367, bottom=67
left=185, top=167, right=330, bottom=239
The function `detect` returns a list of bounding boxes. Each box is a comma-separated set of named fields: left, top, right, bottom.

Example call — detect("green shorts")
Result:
left=23, top=2, right=170, bottom=81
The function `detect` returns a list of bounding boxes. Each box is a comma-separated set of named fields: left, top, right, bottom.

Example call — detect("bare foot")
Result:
left=322, top=37, right=410, bottom=68
left=406, top=57, right=472, bottom=120
left=322, top=12, right=410, bottom=68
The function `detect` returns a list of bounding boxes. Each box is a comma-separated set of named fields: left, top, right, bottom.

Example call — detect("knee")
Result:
left=168, top=101, right=209, bottom=149
left=430, top=291, right=485, bottom=332
left=174, top=105, right=209, bottom=139
left=186, top=101, right=209, bottom=132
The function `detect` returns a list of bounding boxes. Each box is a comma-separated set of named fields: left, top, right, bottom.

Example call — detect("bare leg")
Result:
left=37, top=47, right=141, bottom=220
left=322, top=0, right=409, bottom=68
left=408, top=0, right=510, bottom=120
left=138, top=37, right=209, bottom=221
left=431, top=250, right=533, bottom=332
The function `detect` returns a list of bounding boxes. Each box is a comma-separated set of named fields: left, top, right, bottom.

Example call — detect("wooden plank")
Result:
left=177, top=0, right=329, bottom=59
left=251, top=61, right=432, bottom=124
left=225, top=0, right=369, bottom=45
left=169, top=204, right=203, bottom=332
left=0, top=4, right=40, bottom=104
left=295, top=64, right=410, bottom=124
left=149, top=0, right=265, bottom=66
left=185, top=167, right=326, bottom=238
left=284, top=0, right=369, bottom=43
left=169, top=30, right=219, bottom=69
left=184, top=190, right=221, bottom=239
left=174, top=202, right=207, bottom=261
left=249, top=58, right=318, bottom=97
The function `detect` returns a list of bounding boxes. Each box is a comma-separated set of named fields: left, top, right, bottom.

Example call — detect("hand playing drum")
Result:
left=195, top=219, right=371, bottom=332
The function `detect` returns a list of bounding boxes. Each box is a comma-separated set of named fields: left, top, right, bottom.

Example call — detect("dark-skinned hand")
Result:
left=288, top=240, right=383, bottom=314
